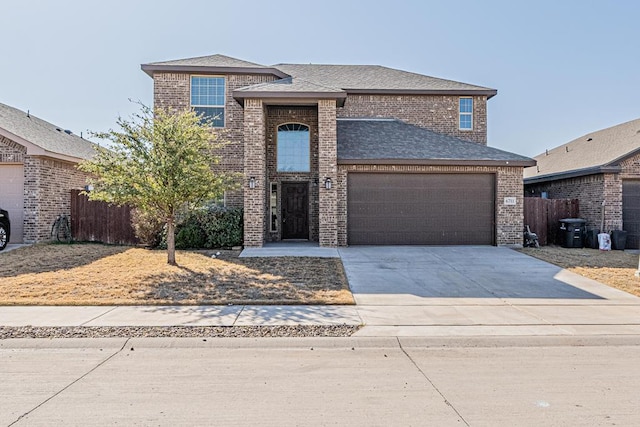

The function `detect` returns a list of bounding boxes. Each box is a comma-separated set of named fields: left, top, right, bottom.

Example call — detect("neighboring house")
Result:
left=524, top=118, right=640, bottom=248
left=142, top=54, right=534, bottom=247
left=0, top=103, right=96, bottom=243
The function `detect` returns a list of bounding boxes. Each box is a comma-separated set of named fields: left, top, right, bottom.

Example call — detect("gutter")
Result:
left=140, top=64, right=290, bottom=79
left=524, top=165, right=621, bottom=184
left=339, top=158, right=536, bottom=167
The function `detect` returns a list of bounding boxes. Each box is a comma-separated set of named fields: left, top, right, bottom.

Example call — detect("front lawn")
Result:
left=519, top=246, right=640, bottom=297
left=0, top=244, right=353, bottom=305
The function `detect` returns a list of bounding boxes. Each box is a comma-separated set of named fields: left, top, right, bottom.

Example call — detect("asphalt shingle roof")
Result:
left=0, top=103, right=97, bottom=160
left=274, top=64, right=495, bottom=94
left=234, top=77, right=345, bottom=94
left=524, top=118, right=640, bottom=180
left=337, top=119, right=534, bottom=165
left=141, top=54, right=496, bottom=96
left=145, top=54, right=268, bottom=68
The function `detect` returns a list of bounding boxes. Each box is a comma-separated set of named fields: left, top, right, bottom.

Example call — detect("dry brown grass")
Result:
left=0, top=244, right=353, bottom=306
left=519, top=245, right=640, bottom=297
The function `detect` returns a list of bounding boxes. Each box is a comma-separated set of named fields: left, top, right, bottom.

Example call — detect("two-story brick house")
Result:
left=142, top=54, right=534, bottom=248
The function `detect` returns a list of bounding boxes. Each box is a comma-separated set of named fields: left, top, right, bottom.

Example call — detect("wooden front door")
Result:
left=281, top=182, right=309, bottom=240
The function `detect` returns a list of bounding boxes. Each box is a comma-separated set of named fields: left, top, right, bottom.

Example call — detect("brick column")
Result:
left=243, top=99, right=265, bottom=247
left=604, top=173, right=623, bottom=231
left=318, top=99, right=338, bottom=247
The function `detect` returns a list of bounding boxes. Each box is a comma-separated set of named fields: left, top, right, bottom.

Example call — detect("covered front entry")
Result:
left=347, top=173, right=496, bottom=245
left=281, top=182, right=309, bottom=240
left=0, top=164, right=24, bottom=243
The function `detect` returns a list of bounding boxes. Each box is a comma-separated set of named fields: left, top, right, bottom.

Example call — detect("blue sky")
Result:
left=1, top=0, right=638, bottom=157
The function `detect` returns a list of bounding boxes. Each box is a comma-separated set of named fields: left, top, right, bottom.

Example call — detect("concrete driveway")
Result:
left=339, top=246, right=640, bottom=336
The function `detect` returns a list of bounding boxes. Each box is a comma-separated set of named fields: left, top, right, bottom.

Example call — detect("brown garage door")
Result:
left=623, top=180, right=640, bottom=249
left=347, top=173, right=495, bottom=245
left=0, top=164, right=24, bottom=243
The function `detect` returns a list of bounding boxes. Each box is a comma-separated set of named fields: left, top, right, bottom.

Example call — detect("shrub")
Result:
left=131, top=208, right=164, bottom=247
left=175, top=222, right=205, bottom=249
left=173, top=206, right=243, bottom=249
left=199, top=207, right=243, bottom=248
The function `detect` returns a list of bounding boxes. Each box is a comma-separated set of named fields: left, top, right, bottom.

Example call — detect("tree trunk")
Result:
left=166, top=219, right=176, bottom=265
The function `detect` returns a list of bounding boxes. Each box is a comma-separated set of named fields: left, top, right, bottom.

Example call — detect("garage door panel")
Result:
left=0, top=164, right=24, bottom=243
left=347, top=173, right=495, bottom=245
left=622, top=180, right=640, bottom=249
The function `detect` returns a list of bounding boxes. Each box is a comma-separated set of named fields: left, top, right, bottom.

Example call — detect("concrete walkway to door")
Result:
left=338, top=246, right=640, bottom=337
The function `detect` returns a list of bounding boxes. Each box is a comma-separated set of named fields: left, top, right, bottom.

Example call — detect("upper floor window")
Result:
left=459, top=97, right=473, bottom=130
left=277, top=123, right=310, bottom=172
left=191, top=76, right=225, bottom=127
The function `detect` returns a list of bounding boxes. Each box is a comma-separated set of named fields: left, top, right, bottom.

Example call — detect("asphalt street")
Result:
left=3, top=336, right=640, bottom=426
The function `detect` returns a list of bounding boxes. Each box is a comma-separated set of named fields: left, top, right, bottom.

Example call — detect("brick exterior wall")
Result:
left=153, top=72, right=277, bottom=208
left=24, top=157, right=88, bottom=242
left=265, top=106, right=319, bottom=242
left=243, top=99, right=266, bottom=247
left=619, top=152, right=640, bottom=180
left=338, top=94, right=488, bottom=144
left=525, top=174, right=622, bottom=232
left=318, top=100, right=338, bottom=247
left=337, top=164, right=524, bottom=246
left=1, top=135, right=89, bottom=243
left=0, top=136, right=26, bottom=162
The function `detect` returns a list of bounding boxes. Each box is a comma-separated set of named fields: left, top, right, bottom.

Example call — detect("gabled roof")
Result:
left=337, top=119, right=534, bottom=166
left=0, top=103, right=97, bottom=162
left=524, top=118, right=640, bottom=183
left=275, top=64, right=497, bottom=97
left=233, top=77, right=347, bottom=105
left=141, top=54, right=496, bottom=98
left=146, top=54, right=267, bottom=68
left=141, top=54, right=289, bottom=79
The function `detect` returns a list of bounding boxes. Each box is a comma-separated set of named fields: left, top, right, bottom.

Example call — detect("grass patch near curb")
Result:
left=518, top=245, right=640, bottom=297
left=0, top=244, right=353, bottom=306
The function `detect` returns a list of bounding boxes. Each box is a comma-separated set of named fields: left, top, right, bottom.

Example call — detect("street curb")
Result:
left=4, top=335, right=640, bottom=349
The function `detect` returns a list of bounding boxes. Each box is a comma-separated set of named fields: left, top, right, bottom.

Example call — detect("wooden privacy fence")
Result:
left=70, top=190, right=138, bottom=245
left=524, top=198, right=580, bottom=246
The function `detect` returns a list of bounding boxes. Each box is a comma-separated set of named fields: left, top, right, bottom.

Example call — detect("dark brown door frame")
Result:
left=281, top=181, right=309, bottom=240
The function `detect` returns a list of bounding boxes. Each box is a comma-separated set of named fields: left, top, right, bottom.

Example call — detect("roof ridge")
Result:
left=147, top=53, right=268, bottom=67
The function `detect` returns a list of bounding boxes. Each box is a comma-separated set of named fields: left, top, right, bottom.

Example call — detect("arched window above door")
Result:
left=277, top=123, right=310, bottom=172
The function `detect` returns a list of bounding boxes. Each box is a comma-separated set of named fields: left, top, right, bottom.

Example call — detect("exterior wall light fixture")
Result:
left=324, top=177, right=332, bottom=190
left=249, top=177, right=256, bottom=189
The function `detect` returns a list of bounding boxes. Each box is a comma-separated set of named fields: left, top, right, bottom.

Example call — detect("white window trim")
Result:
left=459, top=97, right=473, bottom=131
left=276, top=122, right=311, bottom=173
left=269, top=182, right=278, bottom=233
left=190, top=75, right=226, bottom=128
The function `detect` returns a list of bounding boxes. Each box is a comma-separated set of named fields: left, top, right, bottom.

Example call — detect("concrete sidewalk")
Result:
left=0, top=305, right=362, bottom=327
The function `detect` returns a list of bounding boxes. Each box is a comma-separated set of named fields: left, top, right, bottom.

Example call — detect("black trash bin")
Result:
left=611, top=230, right=628, bottom=250
left=585, top=228, right=600, bottom=249
left=559, top=218, right=587, bottom=248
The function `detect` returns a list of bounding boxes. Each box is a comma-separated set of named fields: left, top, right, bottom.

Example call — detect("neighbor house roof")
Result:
left=524, top=118, right=640, bottom=183
left=141, top=54, right=496, bottom=98
left=337, top=119, right=534, bottom=166
left=0, top=103, right=97, bottom=162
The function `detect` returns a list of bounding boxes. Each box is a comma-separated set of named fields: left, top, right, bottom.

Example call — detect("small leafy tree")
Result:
left=79, top=104, right=238, bottom=265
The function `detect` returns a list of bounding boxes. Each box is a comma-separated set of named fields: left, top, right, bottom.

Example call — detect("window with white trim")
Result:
left=277, top=123, right=310, bottom=172
left=459, top=97, right=473, bottom=130
left=191, top=76, right=225, bottom=127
